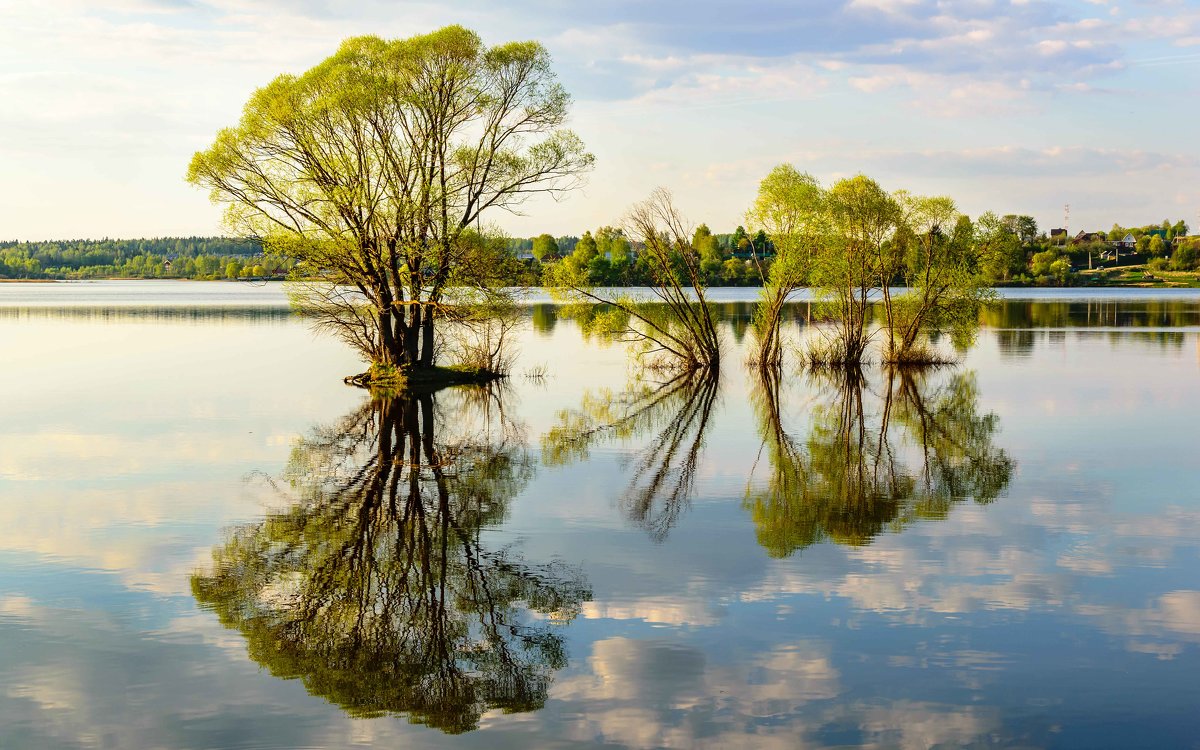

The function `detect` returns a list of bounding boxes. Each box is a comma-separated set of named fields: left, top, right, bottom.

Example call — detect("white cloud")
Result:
left=0, top=0, right=1196, bottom=238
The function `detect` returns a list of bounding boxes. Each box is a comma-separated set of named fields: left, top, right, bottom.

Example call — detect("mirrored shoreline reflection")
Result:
left=189, top=366, right=1017, bottom=738
left=2, top=289, right=1200, bottom=748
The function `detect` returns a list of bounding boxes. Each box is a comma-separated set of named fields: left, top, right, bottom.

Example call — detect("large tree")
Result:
left=188, top=26, right=593, bottom=383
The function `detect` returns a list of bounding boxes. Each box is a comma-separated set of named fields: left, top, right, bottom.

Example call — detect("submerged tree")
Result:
left=745, top=165, right=825, bottom=368
left=188, top=26, right=593, bottom=385
left=744, top=367, right=1014, bottom=558
left=552, top=189, right=721, bottom=373
left=737, top=171, right=992, bottom=367
left=882, top=194, right=993, bottom=363
left=807, top=175, right=900, bottom=366
left=192, top=389, right=590, bottom=733
left=541, top=370, right=720, bottom=541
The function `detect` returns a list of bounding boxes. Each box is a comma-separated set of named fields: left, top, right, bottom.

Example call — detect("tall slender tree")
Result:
left=808, top=175, right=900, bottom=366
left=745, top=164, right=825, bottom=367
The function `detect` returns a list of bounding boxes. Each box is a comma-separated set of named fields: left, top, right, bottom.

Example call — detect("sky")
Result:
left=1, top=0, right=1198, bottom=241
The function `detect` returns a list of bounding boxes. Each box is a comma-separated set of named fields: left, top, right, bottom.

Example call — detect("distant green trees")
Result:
left=531, top=233, right=559, bottom=262
left=0, top=237, right=279, bottom=280
left=1171, top=241, right=1199, bottom=271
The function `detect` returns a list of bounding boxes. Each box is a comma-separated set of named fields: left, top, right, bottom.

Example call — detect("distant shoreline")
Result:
left=3, top=277, right=1197, bottom=290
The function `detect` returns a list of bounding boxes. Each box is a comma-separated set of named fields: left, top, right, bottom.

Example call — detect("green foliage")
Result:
left=975, top=211, right=1026, bottom=283
left=807, top=174, right=900, bottom=364
left=187, top=25, right=593, bottom=372
left=744, top=368, right=1014, bottom=558
left=0, top=236, right=278, bottom=280
left=1028, top=247, right=1073, bottom=285
left=531, top=233, right=558, bottom=261
left=883, top=194, right=992, bottom=362
left=745, top=164, right=825, bottom=366
left=1171, top=242, right=1198, bottom=271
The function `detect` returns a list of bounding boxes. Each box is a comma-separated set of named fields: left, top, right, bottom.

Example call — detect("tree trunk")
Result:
left=419, top=305, right=436, bottom=368
left=405, top=304, right=422, bottom=366
left=378, top=309, right=401, bottom=365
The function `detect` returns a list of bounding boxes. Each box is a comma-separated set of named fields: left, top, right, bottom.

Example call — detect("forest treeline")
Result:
left=0, top=236, right=293, bottom=280
left=523, top=215, right=1199, bottom=288
left=6, top=216, right=1196, bottom=285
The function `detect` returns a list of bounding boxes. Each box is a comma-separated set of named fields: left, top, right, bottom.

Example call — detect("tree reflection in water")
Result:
left=542, top=371, right=720, bottom=541
left=746, top=366, right=1015, bottom=557
left=191, top=388, right=591, bottom=734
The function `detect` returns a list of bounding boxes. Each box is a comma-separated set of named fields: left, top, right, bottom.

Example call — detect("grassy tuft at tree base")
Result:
left=344, top=363, right=504, bottom=394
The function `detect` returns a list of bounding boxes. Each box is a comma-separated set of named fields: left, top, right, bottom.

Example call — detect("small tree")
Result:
left=883, top=195, right=992, bottom=363
left=531, top=234, right=559, bottom=262
left=553, top=190, right=721, bottom=372
left=745, top=164, right=825, bottom=367
left=807, top=175, right=899, bottom=366
left=1171, top=243, right=1198, bottom=271
left=975, top=211, right=1025, bottom=283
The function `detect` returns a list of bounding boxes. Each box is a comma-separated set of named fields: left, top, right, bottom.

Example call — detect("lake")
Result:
left=1, top=281, right=1199, bottom=749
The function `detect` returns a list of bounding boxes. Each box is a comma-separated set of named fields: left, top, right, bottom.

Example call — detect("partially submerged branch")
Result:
left=551, top=189, right=721, bottom=373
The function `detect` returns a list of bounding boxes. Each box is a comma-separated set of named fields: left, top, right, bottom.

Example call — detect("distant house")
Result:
left=1050, top=228, right=1068, bottom=240
left=1071, top=231, right=1106, bottom=245
left=602, top=249, right=638, bottom=261
left=1112, top=233, right=1136, bottom=250
left=162, top=258, right=174, bottom=271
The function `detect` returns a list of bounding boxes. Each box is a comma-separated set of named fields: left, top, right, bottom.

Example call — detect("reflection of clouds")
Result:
left=0, top=600, right=435, bottom=749
left=556, top=636, right=840, bottom=748
left=0, top=481, right=264, bottom=596
left=627, top=492, right=1200, bottom=689
left=856, top=701, right=999, bottom=750
left=0, top=431, right=273, bottom=481
left=152, top=611, right=254, bottom=656
left=6, top=667, right=88, bottom=717
left=1159, top=591, right=1200, bottom=635
left=737, top=531, right=1073, bottom=622
left=553, top=637, right=1001, bottom=749
left=0, top=595, right=37, bottom=619
left=1057, top=542, right=1114, bottom=575
left=583, top=597, right=725, bottom=627
left=1081, top=590, right=1200, bottom=643
left=1125, top=641, right=1184, bottom=661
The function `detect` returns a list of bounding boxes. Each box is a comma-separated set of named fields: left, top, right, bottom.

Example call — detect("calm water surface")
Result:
left=1, top=281, right=1199, bottom=749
